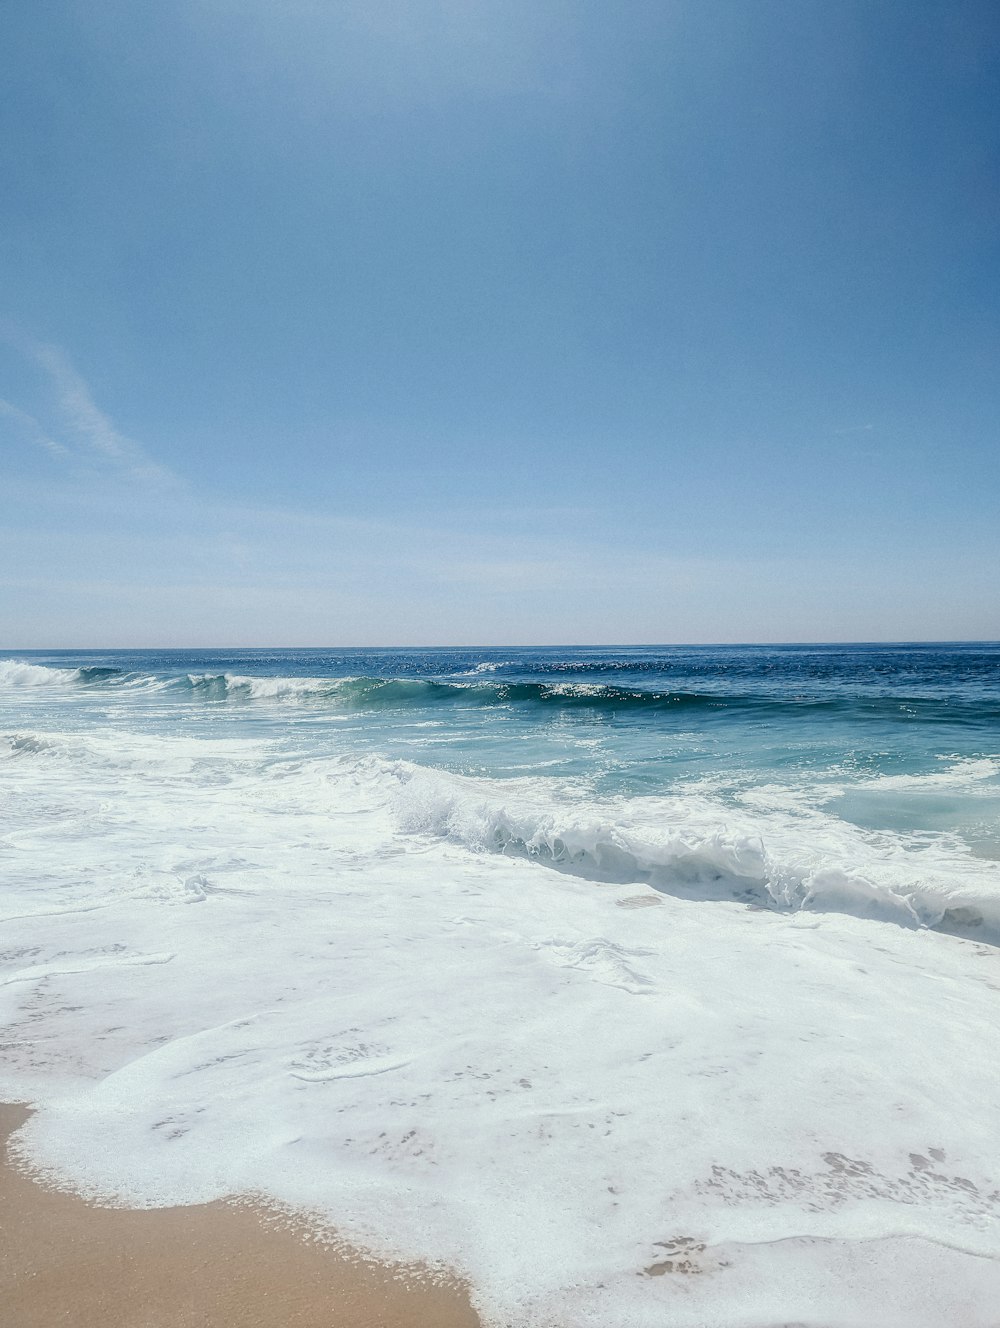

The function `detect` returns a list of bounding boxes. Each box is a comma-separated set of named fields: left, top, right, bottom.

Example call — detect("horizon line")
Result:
left=4, top=639, right=999, bottom=652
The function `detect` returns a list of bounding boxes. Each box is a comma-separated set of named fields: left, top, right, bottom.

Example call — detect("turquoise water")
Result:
left=4, top=643, right=1000, bottom=855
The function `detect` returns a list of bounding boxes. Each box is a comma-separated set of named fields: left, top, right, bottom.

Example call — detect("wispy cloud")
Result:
left=0, top=325, right=178, bottom=487
left=0, top=398, right=71, bottom=459
left=32, top=342, right=176, bottom=485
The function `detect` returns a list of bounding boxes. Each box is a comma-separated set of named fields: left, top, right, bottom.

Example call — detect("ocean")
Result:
left=3, top=643, right=1000, bottom=1325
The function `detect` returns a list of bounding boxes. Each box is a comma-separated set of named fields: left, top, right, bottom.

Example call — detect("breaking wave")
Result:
left=0, top=660, right=82, bottom=687
left=388, top=761, right=1000, bottom=940
left=176, top=673, right=753, bottom=710
left=0, top=659, right=125, bottom=688
left=4, top=660, right=994, bottom=721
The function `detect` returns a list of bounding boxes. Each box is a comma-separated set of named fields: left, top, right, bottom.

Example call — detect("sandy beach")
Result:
left=0, top=1104, right=480, bottom=1328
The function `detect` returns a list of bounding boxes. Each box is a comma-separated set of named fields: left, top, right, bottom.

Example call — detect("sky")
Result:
left=1, top=0, right=998, bottom=646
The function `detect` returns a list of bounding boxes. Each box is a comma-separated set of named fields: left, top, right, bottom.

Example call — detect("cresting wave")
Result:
left=0, top=659, right=123, bottom=687
left=4, top=721, right=997, bottom=938
left=180, top=673, right=754, bottom=710
left=3, top=659, right=994, bottom=719
left=388, top=760, right=1000, bottom=940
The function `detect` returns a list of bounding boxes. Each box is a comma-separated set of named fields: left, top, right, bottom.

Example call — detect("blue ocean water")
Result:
left=5, top=644, right=1000, bottom=1323
left=4, top=643, right=1000, bottom=856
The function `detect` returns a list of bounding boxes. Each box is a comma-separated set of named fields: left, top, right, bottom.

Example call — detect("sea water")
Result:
left=2, top=644, right=999, bottom=1325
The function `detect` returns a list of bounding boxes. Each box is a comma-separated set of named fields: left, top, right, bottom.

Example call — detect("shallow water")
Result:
left=2, top=644, right=1000, bottom=1325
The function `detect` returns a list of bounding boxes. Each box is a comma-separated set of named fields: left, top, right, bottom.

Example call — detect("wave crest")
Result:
left=4, top=661, right=996, bottom=721
left=389, top=762, right=1000, bottom=939
left=0, top=659, right=80, bottom=687
left=0, top=660, right=124, bottom=688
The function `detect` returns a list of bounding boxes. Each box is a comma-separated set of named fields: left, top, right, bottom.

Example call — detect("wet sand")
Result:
left=0, top=1104, right=481, bottom=1328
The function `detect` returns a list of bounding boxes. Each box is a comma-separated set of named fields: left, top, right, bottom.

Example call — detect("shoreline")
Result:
left=0, top=1103, right=481, bottom=1328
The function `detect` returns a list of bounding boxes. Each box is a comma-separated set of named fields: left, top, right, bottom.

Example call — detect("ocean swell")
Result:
left=4, top=659, right=997, bottom=724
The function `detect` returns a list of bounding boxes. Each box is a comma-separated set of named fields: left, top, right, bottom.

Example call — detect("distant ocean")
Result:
left=3, top=644, right=1000, bottom=1325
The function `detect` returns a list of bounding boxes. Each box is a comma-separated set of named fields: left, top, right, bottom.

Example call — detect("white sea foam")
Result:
left=181, top=671, right=353, bottom=699
left=861, top=756, right=1000, bottom=792
left=3, top=727, right=1000, bottom=1325
left=391, top=761, right=1000, bottom=937
left=0, top=659, right=80, bottom=687
left=0, top=660, right=354, bottom=702
left=453, top=661, right=513, bottom=675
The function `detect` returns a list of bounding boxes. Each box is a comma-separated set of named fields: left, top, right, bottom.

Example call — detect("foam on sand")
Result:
left=3, top=727, right=1000, bottom=1325
left=0, top=1104, right=478, bottom=1327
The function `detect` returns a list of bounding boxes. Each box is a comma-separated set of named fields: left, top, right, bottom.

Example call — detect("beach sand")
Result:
left=0, top=1104, right=481, bottom=1328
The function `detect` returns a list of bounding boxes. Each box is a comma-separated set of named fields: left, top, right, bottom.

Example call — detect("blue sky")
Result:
left=1, top=0, right=998, bottom=645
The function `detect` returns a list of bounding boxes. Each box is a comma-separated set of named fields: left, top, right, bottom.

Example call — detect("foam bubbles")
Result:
left=3, top=672, right=1000, bottom=1324
left=0, top=659, right=80, bottom=687
left=390, top=761, right=1000, bottom=937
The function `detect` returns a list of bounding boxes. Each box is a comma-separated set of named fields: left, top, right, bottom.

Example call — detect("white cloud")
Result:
left=0, top=326, right=178, bottom=487
left=0, top=398, right=71, bottom=459
left=30, top=342, right=177, bottom=486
